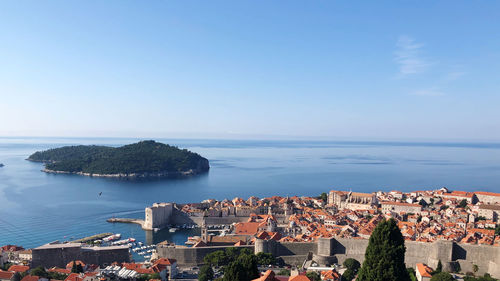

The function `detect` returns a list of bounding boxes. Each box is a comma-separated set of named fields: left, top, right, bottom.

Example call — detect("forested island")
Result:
left=27, top=140, right=209, bottom=178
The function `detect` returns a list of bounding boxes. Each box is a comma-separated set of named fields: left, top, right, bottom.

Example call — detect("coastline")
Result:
left=41, top=167, right=206, bottom=179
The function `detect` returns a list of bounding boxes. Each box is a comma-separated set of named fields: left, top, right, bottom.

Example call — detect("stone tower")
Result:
left=201, top=219, right=208, bottom=243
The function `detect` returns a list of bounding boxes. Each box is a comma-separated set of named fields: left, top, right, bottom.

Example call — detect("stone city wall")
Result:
left=156, top=245, right=254, bottom=265
left=32, top=245, right=130, bottom=268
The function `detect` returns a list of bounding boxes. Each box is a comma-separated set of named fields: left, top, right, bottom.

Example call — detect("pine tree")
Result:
left=71, top=261, right=78, bottom=273
left=12, top=272, right=21, bottom=281
left=356, top=218, right=410, bottom=281
left=436, top=260, right=442, bottom=273
left=198, top=265, right=214, bottom=281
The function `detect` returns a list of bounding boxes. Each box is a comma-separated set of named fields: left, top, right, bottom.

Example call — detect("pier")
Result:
left=106, top=218, right=144, bottom=227
left=71, top=232, right=113, bottom=243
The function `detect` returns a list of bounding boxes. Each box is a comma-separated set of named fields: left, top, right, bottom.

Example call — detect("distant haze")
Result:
left=0, top=1, right=499, bottom=141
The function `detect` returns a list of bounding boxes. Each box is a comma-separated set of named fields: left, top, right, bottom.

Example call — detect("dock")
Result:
left=71, top=233, right=113, bottom=243
left=107, top=218, right=144, bottom=227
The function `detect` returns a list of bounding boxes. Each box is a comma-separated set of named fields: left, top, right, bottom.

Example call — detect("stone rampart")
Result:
left=157, top=245, right=254, bottom=265
left=252, top=237, right=500, bottom=278
left=32, top=243, right=130, bottom=268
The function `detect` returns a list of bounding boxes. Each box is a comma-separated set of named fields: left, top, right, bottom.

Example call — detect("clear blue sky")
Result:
left=1, top=1, right=499, bottom=140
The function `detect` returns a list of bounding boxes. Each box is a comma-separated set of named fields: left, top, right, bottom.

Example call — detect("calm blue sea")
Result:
left=0, top=137, right=499, bottom=251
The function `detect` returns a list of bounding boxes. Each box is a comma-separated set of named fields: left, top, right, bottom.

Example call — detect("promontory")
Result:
left=27, top=140, right=209, bottom=178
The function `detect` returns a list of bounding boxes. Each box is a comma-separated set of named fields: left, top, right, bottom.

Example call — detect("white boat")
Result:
left=169, top=228, right=178, bottom=233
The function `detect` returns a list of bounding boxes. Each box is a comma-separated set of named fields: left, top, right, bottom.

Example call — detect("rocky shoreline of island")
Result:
left=41, top=167, right=205, bottom=178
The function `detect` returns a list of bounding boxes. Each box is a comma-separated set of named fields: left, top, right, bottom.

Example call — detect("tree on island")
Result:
left=356, top=218, right=411, bottom=281
left=306, top=271, right=321, bottom=281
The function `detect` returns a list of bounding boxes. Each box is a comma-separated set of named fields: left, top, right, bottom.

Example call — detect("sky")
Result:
left=0, top=1, right=499, bottom=141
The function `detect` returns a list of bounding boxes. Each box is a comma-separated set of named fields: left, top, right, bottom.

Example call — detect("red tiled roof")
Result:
left=416, top=263, right=432, bottom=278
left=20, top=276, right=39, bottom=281
left=0, top=271, right=14, bottom=280
left=65, top=273, right=83, bottom=281
left=48, top=268, right=71, bottom=274
left=475, top=191, right=500, bottom=197
left=289, top=275, right=311, bottom=281
left=8, top=265, right=29, bottom=273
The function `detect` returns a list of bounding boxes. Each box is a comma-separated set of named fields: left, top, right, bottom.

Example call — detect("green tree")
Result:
left=433, top=260, right=442, bottom=275
left=419, top=199, right=428, bottom=207
left=12, top=272, right=23, bottom=281
left=223, top=261, right=245, bottom=281
left=277, top=269, right=291, bottom=276
left=225, top=247, right=240, bottom=262
left=343, top=258, right=361, bottom=281
left=430, top=272, right=454, bottom=281
left=30, top=266, right=48, bottom=278
left=356, top=218, right=410, bottom=281
left=12, top=272, right=22, bottom=281
left=306, top=271, right=321, bottom=281
left=256, top=252, right=275, bottom=266
left=71, top=260, right=78, bottom=273
left=458, top=199, right=468, bottom=208
left=204, top=250, right=229, bottom=267
left=495, top=225, right=500, bottom=236
left=76, top=264, right=84, bottom=274
left=473, top=264, right=479, bottom=274
left=237, top=253, right=259, bottom=281
left=407, top=268, right=417, bottom=281
left=198, top=265, right=214, bottom=281
left=320, top=192, right=328, bottom=202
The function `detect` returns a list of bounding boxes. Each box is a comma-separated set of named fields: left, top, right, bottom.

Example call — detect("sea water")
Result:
left=0, top=137, right=499, bottom=249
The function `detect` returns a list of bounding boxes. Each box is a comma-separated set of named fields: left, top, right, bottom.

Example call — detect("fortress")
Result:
left=143, top=203, right=174, bottom=230
left=142, top=202, right=288, bottom=230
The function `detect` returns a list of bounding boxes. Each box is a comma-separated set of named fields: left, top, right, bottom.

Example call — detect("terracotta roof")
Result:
left=20, top=276, right=39, bottom=281
left=0, top=271, right=14, bottom=280
left=416, top=263, right=432, bottom=278
left=48, top=268, right=72, bottom=274
left=65, top=273, right=83, bottom=281
left=0, top=245, right=24, bottom=252
left=288, top=275, right=311, bottom=281
left=252, top=270, right=281, bottom=281
left=475, top=191, right=500, bottom=197
left=235, top=222, right=261, bottom=235
left=381, top=201, right=421, bottom=207
left=8, top=265, right=29, bottom=273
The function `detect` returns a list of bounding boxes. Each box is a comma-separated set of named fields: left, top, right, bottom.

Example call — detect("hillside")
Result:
left=27, top=140, right=209, bottom=178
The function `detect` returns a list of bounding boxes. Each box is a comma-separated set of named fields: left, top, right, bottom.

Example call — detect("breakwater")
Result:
left=107, top=218, right=144, bottom=227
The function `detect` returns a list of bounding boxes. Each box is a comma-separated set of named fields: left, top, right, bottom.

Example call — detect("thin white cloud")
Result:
left=394, top=35, right=429, bottom=75
left=411, top=88, right=445, bottom=97
left=442, top=71, right=465, bottom=82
